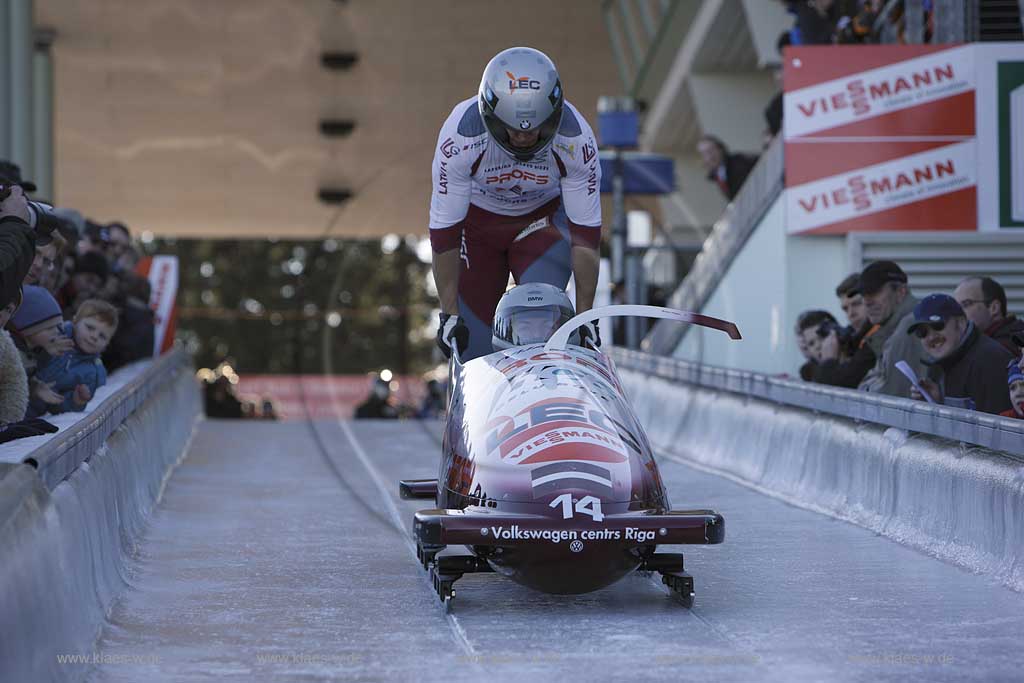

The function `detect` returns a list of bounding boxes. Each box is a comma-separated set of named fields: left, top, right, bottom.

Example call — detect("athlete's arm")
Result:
left=571, top=244, right=599, bottom=312
left=431, top=247, right=460, bottom=314
left=428, top=105, right=476, bottom=314
left=558, top=112, right=603, bottom=313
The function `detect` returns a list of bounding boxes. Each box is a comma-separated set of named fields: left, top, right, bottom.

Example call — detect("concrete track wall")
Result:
left=620, top=370, right=1024, bottom=594
left=0, top=357, right=200, bottom=683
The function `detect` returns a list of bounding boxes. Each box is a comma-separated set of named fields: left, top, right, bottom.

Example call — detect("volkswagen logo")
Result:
left=569, top=540, right=584, bottom=553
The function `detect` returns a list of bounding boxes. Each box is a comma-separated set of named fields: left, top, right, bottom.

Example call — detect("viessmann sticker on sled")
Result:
left=481, top=349, right=642, bottom=502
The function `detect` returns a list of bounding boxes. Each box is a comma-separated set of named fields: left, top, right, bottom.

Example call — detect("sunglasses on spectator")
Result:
left=913, top=321, right=948, bottom=338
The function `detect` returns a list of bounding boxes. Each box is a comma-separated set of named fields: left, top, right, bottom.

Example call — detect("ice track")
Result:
left=86, top=419, right=1024, bottom=682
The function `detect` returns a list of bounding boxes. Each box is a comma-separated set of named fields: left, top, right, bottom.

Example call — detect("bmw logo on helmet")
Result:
left=519, top=120, right=531, bottom=129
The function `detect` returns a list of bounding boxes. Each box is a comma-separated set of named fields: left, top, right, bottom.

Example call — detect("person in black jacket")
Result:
left=697, top=136, right=758, bottom=201
left=785, top=0, right=841, bottom=44
left=795, top=310, right=835, bottom=380
left=908, top=294, right=1014, bottom=414
left=763, top=32, right=790, bottom=141
left=204, top=375, right=245, bottom=419
left=1, top=186, right=37, bottom=311
left=103, top=273, right=156, bottom=372
left=812, top=273, right=878, bottom=388
left=354, top=377, right=399, bottom=419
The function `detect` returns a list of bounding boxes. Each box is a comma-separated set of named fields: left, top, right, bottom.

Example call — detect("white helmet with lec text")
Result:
left=478, top=47, right=564, bottom=163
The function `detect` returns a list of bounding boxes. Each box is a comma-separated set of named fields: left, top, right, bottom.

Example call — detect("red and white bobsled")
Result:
left=399, top=305, right=741, bottom=607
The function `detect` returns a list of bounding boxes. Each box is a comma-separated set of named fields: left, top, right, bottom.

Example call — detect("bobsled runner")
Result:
left=400, top=305, right=741, bottom=608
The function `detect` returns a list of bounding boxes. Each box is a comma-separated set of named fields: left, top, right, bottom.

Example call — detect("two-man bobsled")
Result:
left=400, top=284, right=741, bottom=608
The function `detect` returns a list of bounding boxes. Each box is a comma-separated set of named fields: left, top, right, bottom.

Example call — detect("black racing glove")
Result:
left=436, top=313, right=469, bottom=359
left=577, top=320, right=601, bottom=350
left=0, top=418, right=59, bottom=444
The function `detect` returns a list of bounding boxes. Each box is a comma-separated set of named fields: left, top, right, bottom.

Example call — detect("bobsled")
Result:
left=400, top=306, right=741, bottom=607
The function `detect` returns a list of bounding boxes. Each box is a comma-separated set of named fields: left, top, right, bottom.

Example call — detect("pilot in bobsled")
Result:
left=400, top=283, right=740, bottom=608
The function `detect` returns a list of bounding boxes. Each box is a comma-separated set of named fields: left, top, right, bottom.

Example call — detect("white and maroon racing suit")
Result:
left=429, top=97, right=602, bottom=360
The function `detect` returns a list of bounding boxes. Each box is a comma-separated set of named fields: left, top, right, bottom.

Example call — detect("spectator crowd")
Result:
left=781, top=0, right=937, bottom=47
left=796, top=261, right=1024, bottom=419
left=701, top=1, right=940, bottom=202
left=688, top=2, right=1024, bottom=420
left=1, top=160, right=156, bottom=443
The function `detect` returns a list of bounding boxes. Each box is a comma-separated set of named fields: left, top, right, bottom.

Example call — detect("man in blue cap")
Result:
left=907, top=293, right=1014, bottom=414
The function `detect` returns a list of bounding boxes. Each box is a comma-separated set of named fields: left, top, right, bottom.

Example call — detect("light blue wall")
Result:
left=673, top=196, right=848, bottom=375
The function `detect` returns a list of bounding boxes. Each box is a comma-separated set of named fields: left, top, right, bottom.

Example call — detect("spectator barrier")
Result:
left=0, top=349, right=200, bottom=683
left=613, top=347, right=1024, bottom=593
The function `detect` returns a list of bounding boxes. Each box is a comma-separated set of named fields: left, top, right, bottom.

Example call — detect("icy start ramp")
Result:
left=81, top=419, right=1024, bottom=682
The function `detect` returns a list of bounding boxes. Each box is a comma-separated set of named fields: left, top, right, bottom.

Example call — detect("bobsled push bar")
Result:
left=545, top=304, right=741, bottom=352
left=413, top=509, right=725, bottom=547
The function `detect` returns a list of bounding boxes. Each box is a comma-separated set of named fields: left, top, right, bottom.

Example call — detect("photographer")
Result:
left=1, top=185, right=37, bottom=311
left=811, top=273, right=878, bottom=388
left=24, top=214, right=67, bottom=290
left=795, top=310, right=836, bottom=381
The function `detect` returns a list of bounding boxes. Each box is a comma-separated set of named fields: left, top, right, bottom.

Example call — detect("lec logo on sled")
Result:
left=506, top=71, right=540, bottom=91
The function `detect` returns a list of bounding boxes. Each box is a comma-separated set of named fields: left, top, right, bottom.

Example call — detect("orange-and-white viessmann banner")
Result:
left=784, top=45, right=977, bottom=235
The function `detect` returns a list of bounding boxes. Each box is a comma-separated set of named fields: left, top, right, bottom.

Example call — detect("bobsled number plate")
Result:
left=413, top=510, right=724, bottom=547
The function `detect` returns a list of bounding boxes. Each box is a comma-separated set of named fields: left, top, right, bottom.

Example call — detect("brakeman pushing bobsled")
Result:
left=429, top=46, right=602, bottom=361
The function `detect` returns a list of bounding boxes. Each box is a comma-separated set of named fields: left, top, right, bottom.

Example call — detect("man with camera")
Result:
left=1, top=183, right=38, bottom=311
left=811, top=273, right=878, bottom=388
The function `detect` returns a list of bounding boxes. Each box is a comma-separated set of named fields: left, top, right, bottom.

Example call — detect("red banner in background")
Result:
left=784, top=45, right=978, bottom=235
left=136, top=255, right=179, bottom=354
left=237, top=375, right=428, bottom=420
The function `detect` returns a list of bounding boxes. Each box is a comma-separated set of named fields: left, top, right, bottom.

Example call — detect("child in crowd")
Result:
left=10, top=286, right=76, bottom=412
left=29, top=299, right=118, bottom=416
left=9, top=285, right=72, bottom=373
left=1001, top=358, right=1024, bottom=420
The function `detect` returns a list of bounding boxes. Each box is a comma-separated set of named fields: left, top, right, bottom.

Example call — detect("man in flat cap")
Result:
left=855, top=260, right=925, bottom=397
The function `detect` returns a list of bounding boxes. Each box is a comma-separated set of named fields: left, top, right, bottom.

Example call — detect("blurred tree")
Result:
left=147, top=238, right=438, bottom=375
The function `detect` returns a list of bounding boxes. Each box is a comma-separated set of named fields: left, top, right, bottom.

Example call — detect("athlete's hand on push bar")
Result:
left=577, top=320, right=601, bottom=350
left=436, top=313, right=469, bottom=359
